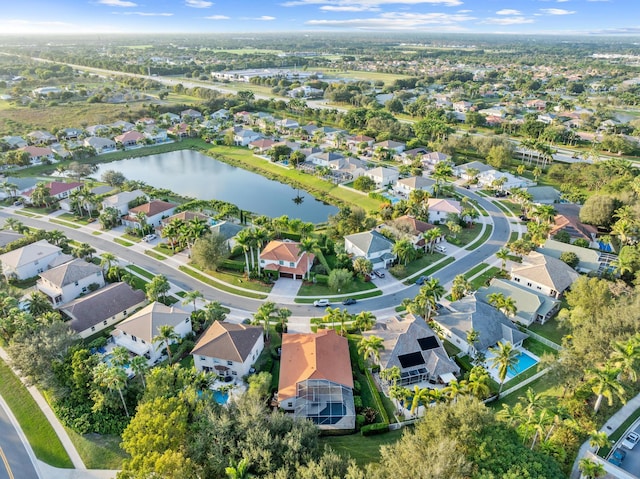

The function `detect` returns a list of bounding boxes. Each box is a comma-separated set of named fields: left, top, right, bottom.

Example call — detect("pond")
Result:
left=94, top=149, right=338, bottom=223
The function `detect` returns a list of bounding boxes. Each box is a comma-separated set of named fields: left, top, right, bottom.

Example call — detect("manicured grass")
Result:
left=523, top=337, right=559, bottom=358
left=443, top=339, right=462, bottom=357
left=92, top=231, right=102, bottom=236
left=528, top=318, right=569, bottom=345
left=0, top=359, right=73, bottom=468
left=178, top=266, right=267, bottom=299
left=64, top=430, right=127, bottom=470
left=205, top=267, right=273, bottom=293
left=465, top=225, right=493, bottom=251
left=295, top=289, right=382, bottom=303
left=464, top=263, right=490, bottom=279
left=499, top=200, right=523, bottom=216
left=127, top=265, right=154, bottom=280
left=14, top=210, right=37, bottom=217
left=113, top=238, right=133, bottom=247
left=444, top=222, right=483, bottom=247
left=122, top=234, right=142, bottom=243
left=153, top=243, right=178, bottom=256
left=468, top=266, right=501, bottom=290
left=501, top=363, right=545, bottom=391
left=49, top=218, right=81, bottom=229
left=321, top=429, right=404, bottom=467
left=396, top=252, right=445, bottom=278
left=509, top=231, right=520, bottom=242
left=144, top=250, right=167, bottom=261
left=57, top=213, right=97, bottom=226
left=297, top=277, right=377, bottom=297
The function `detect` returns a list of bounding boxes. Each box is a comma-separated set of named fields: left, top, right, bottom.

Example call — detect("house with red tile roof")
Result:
left=122, top=199, right=177, bottom=229
left=23, top=181, right=83, bottom=201
left=259, top=240, right=314, bottom=280
left=278, top=329, right=355, bottom=430
left=114, top=130, right=145, bottom=147
left=19, top=145, right=54, bottom=164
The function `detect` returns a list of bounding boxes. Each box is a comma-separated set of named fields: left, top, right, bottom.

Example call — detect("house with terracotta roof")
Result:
left=278, top=329, right=355, bottom=430
left=114, top=130, right=145, bottom=147
left=23, top=181, right=83, bottom=202
left=385, top=215, right=441, bottom=251
left=259, top=240, right=314, bottom=280
left=36, top=258, right=105, bottom=307
left=122, top=200, right=177, bottom=229
left=344, top=230, right=396, bottom=270
left=426, top=198, right=462, bottom=224
left=368, top=314, right=460, bottom=388
left=61, top=282, right=147, bottom=339
left=550, top=203, right=598, bottom=246
left=18, top=145, right=54, bottom=164
left=249, top=138, right=277, bottom=154
left=111, top=302, right=192, bottom=363
left=511, top=251, right=579, bottom=299
left=192, top=322, right=264, bottom=379
left=167, top=123, right=189, bottom=138
left=346, top=134, right=374, bottom=149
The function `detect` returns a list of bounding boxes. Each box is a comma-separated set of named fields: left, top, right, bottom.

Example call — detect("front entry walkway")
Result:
left=267, top=277, right=302, bottom=302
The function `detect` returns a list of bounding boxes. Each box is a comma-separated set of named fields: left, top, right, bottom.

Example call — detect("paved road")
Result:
left=0, top=396, right=39, bottom=479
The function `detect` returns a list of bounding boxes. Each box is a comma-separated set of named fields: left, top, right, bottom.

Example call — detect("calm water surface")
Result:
left=94, top=150, right=337, bottom=223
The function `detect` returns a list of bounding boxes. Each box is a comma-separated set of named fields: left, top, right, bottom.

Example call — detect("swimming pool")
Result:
left=505, top=351, right=538, bottom=380
left=382, top=193, right=400, bottom=204
left=213, top=390, right=229, bottom=405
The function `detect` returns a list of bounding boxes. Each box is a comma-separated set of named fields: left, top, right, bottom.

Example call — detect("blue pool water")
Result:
left=506, top=352, right=538, bottom=379
left=382, top=193, right=400, bottom=204
left=214, top=390, right=229, bottom=405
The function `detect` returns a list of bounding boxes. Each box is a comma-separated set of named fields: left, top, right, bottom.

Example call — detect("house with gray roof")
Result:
left=537, top=239, right=606, bottom=275
left=112, top=302, right=192, bottom=363
left=365, top=166, right=399, bottom=188
left=524, top=186, right=561, bottom=205
left=192, top=321, right=264, bottom=379
left=0, top=231, right=24, bottom=248
left=0, top=240, right=68, bottom=280
left=2, top=136, right=28, bottom=149
left=0, top=177, right=40, bottom=199
left=394, top=176, right=435, bottom=196
left=476, top=278, right=560, bottom=326
left=454, top=161, right=494, bottom=180
left=434, top=295, right=528, bottom=356
left=367, top=313, right=459, bottom=387
left=37, top=258, right=105, bottom=306
left=60, top=282, right=147, bottom=339
left=100, top=189, right=147, bottom=216
left=344, top=230, right=396, bottom=270
left=511, top=251, right=579, bottom=299
left=84, top=136, right=116, bottom=154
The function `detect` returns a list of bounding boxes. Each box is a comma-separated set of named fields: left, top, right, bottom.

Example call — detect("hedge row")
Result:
left=361, top=422, right=389, bottom=436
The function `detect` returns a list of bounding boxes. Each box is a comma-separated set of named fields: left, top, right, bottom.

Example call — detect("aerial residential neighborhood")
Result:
left=1, top=6, right=640, bottom=479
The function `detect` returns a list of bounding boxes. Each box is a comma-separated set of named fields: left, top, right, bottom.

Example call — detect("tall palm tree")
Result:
left=358, top=336, right=384, bottom=364
left=277, top=307, right=291, bottom=333
left=4, top=218, right=25, bottom=233
left=298, top=236, right=318, bottom=280
left=611, top=335, right=640, bottom=382
left=393, top=238, right=416, bottom=266
left=588, top=363, right=626, bottom=413
left=389, top=385, right=411, bottom=413
left=235, top=228, right=252, bottom=275
left=410, top=386, right=431, bottom=416
left=466, top=366, right=491, bottom=400
left=496, top=248, right=510, bottom=272
left=443, top=379, right=466, bottom=402
left=129, top=355, right=149, bottom=388
left=489, top=341, right=519, bottom=398
left=252, top=301, right=276, bottom=340
left=182, top=290, right=204, bottom=313
left=589, top=431, right=610, bottom=452
left=74, top=242, right=96, bottom=261
left=354, top=311, right=376, bottom=332
left=26, top=291, right=53, bottom=316
left=93, top=362, right=129, bottom=417
left=423, top=227, right=442, bottom=254
left=153, top=325, right=179, bottom=363
left=417, top=278, right=445, bottom=320
left=379, top=365, right=401, bottom=387
left=99, top=252, right=118, bottom=272
left=578, top=458, right=605, bottom=479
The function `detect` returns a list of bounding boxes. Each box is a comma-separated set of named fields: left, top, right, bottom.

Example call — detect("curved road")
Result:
left=0, top=397, right=39, bottom=479
left=0, top=186, right=510, bottom=317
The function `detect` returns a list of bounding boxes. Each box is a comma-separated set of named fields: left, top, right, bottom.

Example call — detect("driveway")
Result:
left=267, top=277, right=302, bottom=302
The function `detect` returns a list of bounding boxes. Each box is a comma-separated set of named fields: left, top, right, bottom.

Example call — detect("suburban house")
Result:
left=26, top=130, right=56, bottom=145
left=511, top=251, right=580, bottom=299
left=181, top=108, right=202, bottom=121
left=421, top=151, right=452, bottom=169
left=343, top=230, right=396, bottom=270
left=2, top=136, right=28, bottom=149
left=0, top=231, right=24, bottom=248
left=346, top=134, right=374, bottom=149
left=368, top=313, right=460, bottom=387
left=60, top=282, right=146, bottom=338
left=476, top=170, right=534, bottom=191
left=100, top=189, right=147, bottom=216
left=0, top=240, right=71, bottom=280
left=31, top=181, right=84, bottom=201
left=59, top=128, right=84, bottom=140
left=453, top=161, right=494, bottom=181
left=365, top=166, right=399, bottom=188
left=434, top=295, right=529, bottom=356
left=394, top=176, right=434, bottom=196
left=36, top=258, right=105, bottom=307
left=374, top=140, right=406, bottom=154
left=426, top=198, right=462, bottom=224
left=84, top=136, right=117, bottom=154
left=538, top=238, right=614, bottom=275
left=249, top=138, right=277, bottom=154
left=0, top=177, right=39, bottom=200
left=550, top=203, right=598, bottom=246
left=524, top=186, right=561, bottom=205
left=386, top=215, right=441, bottom=251
left=278, top=329, right=356, bottom=430
left=167, top=123, right=189, bottom=138
left=161, top=210, right=211, bottom=227
left=210, top=108, right=230, bottom=120
left=275, top=118, right=299, bottom=131
left=259, top=240, right=314, bottom=280
left=111, top=302, right=192, bottom=364
left=192, top=322, right=264, bottom=378
left=111, top=121, right=135, bottom=132
left=398, top=147, right=428, bottom=164
left=160, top=113, right=180, bottom=125
left=143, top=127, right=168, bottom=144
left=308, top=151, right=344, bottom=168
left=122, top=200, right=177, bottom=229
left=233, top=129, right=262, bottom=147
left=114, top=130, right=145, bottom=147
left=288, top=85, right=323, bottom=98
left=18, top=146, right=54, bottom=164
left=476, top=278, right=561, bottom=326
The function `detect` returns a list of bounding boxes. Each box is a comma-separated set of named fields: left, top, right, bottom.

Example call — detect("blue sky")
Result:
left=0, top=0, right=637, bottom=36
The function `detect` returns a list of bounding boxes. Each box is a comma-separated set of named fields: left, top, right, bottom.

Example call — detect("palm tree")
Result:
left=589, top=431, right=610, bottom=452
left=298, top=236, right=318, bottom=280
left=26, top=291, right=53, bottom=316
left=2, top=182, right=18, bottom=199
left=153, top=325, right=179, bottom=363
left=129, top=355, right=149, bottom=388
left=488, top=341, right=519, bottom=398
left=393, top=239, right=416, bottom=266
left=443, top=379, right=466, bottom=402
left=358, top=336, right=384, bottom=364
left=389, top=385, right=411, bottom=413
left=182, top=290, right=204, bottom=313
left=161, top=218, right=184, bottom=251
left=110, top=346, right=130, bottom=368
left=226, top=458, right=252, bottom=479
left=74, top=242, right=96, bottom=261
left=496, top=248, right=510, bottom=272
left=93, top=362, right=129, bottom=417
left=466, top=366, right=491, bottom=400
left=277, top=307, right=291, bottom=333
left=611, top=335, right=640, bottom=382
left=252, top=301, right=276, bottom=340
left=185, top=218, right=209, bottom=256
left=379, top=365, right=401, bottom=387
left=99, top=252, right=118, bottom=272
left=354, top=311, right=376, bottom=332
left=235, top=228, right=252, bottom=274
left=423, top=227, right=442, bottom=254
left=466, top=328, right=480, bottom=356
left=416, top=278, right=445, bottom=320
left=588, top=363, right=626, bottom=413
left=410, top=386, right=431, bottom=416
left=578, top=458, right=605, bottom=479
left=4, top=218, right=26, bottom=233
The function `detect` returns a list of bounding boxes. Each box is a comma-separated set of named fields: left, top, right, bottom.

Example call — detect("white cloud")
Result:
left=283, top=0, right=463, bottom=7
left=496, top=9, right=522, bottom=15
left=241, top=15, right=276, bottom=20
left=482, top=16, right=534, bottom=25
left=0, top=18, right=124, bottom=34
left=185, top=0, right=213, bottom=7
left=117, top=11, right=174, bottom=16
left=205, top=14, right=230, bottom=19
left=320, top=5, right=380, bottom=11
left=97, top=0, right=137, bottom=6
left=540, top=8, right=575, bottom=15
left=306, top=11, right=474, bottom=30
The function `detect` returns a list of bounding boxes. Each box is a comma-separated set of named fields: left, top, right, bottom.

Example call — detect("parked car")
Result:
left=434, top=245, right=447, bottom=253
left=622, top=432, right=639, bottom=449
left=415, top=276, right=427, bottom=286
left=373, top=270, right=385, bottom=278
left=12, top=200, right=23, bottom=207
left=612, top=448, right=626, bottom=461
left=142, top=234, right=157, bottom=242
left=608, top=456, right=622, bottom=467
left=342, top=298, right=357, bottom=306
left=313, top=299, right=330, bottom=307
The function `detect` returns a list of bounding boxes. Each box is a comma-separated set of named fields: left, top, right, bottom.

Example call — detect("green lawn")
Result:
left=528, top=318, right=569, bottom=345
left=523, top=337, right=559, bottom=358
left=178, top=266, right=268, bottom=299
left=204, top=267, right=273, bottom=293
left=126, top=265, right=155, bottom=280
left=321, top=429, right=404, bottom=467
left=0, top=359, right=73, bottom=468
left=57, top=213, right=97, bottom=226
left=144, top=250, right=167, bottom=261
left=463, top=263, right=490, bottom=279
left=499, top=200, right=523, bottom=216
left=468, top=266, right=501, bottom=290
left=64, top=430, right=127, bottom=470
left=297, top=277, right=377, bottom=297
left=395, top=253, right=445, bottom=278
left=295, top=289, right=382, bottom=303
left=465, top=225, right=493, bottom=251
left=49, top=218, right=81, bottom=229
left=113, top=238, right=133, bottom=247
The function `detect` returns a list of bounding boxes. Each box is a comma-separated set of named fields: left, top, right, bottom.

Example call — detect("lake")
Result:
left=94, top=149, right=338, bottom=223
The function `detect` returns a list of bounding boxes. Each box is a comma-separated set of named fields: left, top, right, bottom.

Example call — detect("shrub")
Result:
left=353, top=379, right=362, bottom=394
left=354, top=396, right=363, bottom=411
left=218, top=259, right=245, bottom=273
left=356, top=414, right=366, bottom=430
left=361, top=422, right=389, bottom=436
left=314, top=273, right=329, bottom=285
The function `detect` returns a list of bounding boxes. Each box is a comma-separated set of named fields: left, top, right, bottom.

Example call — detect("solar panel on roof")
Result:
left=398, top=352, right=425, bottom=368
left=418, top=336, right=439, bottom=351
